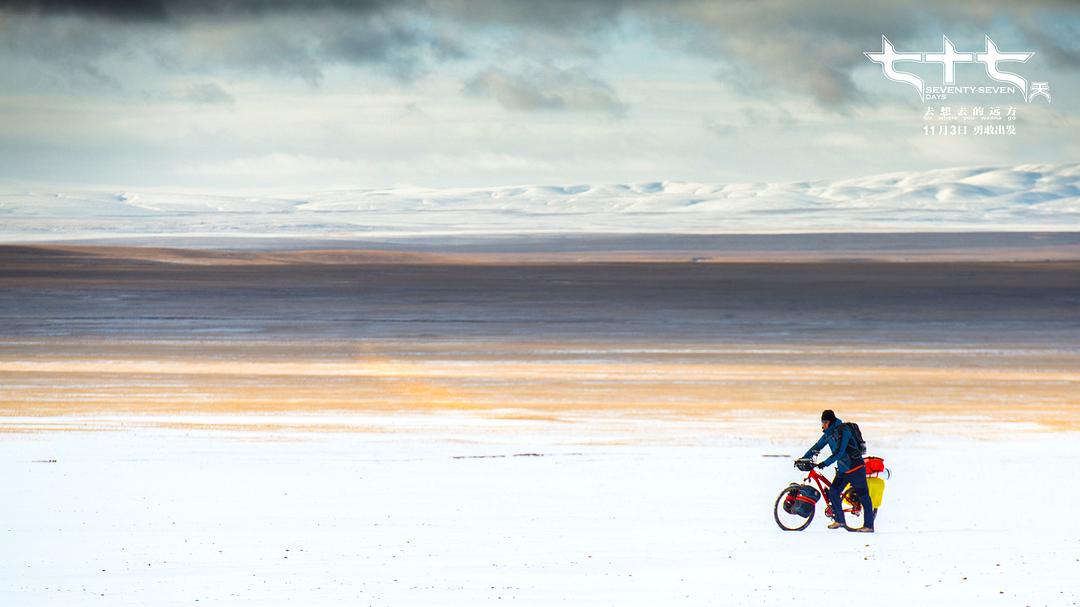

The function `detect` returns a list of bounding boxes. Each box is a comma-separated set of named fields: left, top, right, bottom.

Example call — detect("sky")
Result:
left=0, top=0, right=1077, bottom=189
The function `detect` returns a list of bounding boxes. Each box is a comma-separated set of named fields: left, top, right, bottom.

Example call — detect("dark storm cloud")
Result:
left=0, top=0, right=395, bottom=21
left=1, top=0, right=1076, bottom=105
left=1, top=0, right=628, bottom=24
left=0, top=5, right=464, bottom=86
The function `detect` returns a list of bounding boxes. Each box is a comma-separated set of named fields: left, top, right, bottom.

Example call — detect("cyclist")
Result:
left=801, top=409, right=875, bottom=533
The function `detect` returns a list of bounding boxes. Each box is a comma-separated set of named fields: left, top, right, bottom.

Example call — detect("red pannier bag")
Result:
left=865, top=456, right=885, bottom=476
left=782, top=486, right=798, bottom=515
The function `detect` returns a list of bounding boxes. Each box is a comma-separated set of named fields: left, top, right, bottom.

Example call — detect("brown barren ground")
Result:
left=1, top=244, right=1077, bottom=433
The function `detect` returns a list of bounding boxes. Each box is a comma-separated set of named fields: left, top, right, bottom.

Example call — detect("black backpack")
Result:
left=842, top=422, right=867, bottom=458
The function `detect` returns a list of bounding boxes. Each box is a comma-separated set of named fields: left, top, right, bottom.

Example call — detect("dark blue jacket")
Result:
left=802, top=418, right=863, bottom=472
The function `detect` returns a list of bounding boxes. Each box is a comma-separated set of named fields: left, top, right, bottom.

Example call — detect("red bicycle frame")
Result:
left=802, top=467, right=864, bottom=520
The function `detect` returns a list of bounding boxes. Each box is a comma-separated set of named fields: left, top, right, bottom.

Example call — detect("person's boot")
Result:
left=848, top=526, right=875, bottom=533
left=827, top=521, right=844, bottom=530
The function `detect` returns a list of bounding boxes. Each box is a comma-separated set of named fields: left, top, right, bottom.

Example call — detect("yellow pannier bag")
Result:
left=867, top=477, right=885, bottom=509
left=843, top=477, right=886, bottom=510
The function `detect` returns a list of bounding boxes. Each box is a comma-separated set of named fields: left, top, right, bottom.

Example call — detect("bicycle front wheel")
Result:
left=774, top=485, right=814, bottom=531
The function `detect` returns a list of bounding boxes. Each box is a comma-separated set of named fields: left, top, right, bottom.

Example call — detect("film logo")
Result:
left=866, top=36, right=1051, bottom=103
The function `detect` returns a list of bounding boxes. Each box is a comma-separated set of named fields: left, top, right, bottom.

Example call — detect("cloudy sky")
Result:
left=0, top=0, right=1077, bottom=189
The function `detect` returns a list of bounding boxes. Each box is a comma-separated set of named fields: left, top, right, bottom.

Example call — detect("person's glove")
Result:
left=815, top=462, right=827, bottom=469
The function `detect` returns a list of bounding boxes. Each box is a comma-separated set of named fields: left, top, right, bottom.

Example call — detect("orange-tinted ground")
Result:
left=2, top=340, right=1077, bottom=431
left=1, top=244, right=1077, bottom=433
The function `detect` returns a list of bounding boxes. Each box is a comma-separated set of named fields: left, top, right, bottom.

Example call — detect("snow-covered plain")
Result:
left=1, top=418, right=1077, bottom=606
left=1, top=163, right=1078, bottom=241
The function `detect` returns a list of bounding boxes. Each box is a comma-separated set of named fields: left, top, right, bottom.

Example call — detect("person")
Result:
left=801, top=409, right=875, bottom=532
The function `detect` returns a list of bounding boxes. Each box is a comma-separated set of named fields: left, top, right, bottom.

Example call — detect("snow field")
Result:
left=2, top=422, right=1077, bottom=606
left=2, top=163, right=1077, bottom=240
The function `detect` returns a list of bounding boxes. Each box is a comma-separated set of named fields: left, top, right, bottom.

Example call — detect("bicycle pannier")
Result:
left=782, top=486, right=798, bottom=514
left=865, top=456, right=885, bottom=476
left=792, top=484, right=821, bottom=518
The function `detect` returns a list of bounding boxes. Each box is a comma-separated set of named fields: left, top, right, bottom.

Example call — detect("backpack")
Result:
left=842, top=422, right=867, bottom=458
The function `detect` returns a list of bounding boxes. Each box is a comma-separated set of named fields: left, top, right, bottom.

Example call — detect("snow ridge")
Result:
left=1, top=163, right=1077, bottom=241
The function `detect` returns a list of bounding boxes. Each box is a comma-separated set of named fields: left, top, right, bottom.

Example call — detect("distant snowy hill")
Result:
left=1, top=163, right=1077, bottom=242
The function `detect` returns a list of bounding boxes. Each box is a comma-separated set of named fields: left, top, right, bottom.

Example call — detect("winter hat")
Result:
left=821, top=409, right=837, bottom=423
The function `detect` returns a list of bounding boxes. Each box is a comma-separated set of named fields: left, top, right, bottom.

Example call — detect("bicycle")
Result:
left=773, top=457, right=887, bottom=531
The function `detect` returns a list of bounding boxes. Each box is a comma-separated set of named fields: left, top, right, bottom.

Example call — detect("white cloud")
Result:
left=175, top=154, right=367, bottom=180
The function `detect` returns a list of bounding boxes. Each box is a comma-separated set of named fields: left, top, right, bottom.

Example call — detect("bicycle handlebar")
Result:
left=794, top=458, right=816, bottom=472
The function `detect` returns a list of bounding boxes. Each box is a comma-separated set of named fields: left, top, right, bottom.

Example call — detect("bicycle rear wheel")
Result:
left=774, top=485, right=814, bottom=531
left=841, top=488, right=866, bottom=529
